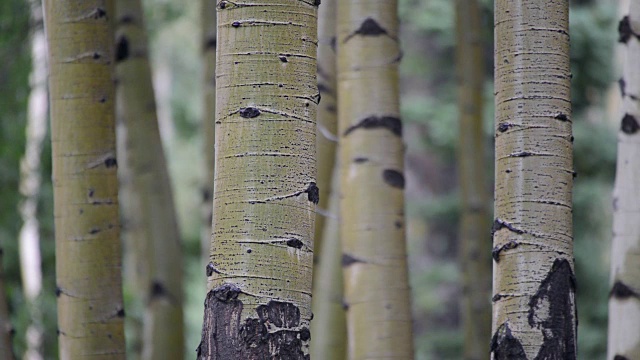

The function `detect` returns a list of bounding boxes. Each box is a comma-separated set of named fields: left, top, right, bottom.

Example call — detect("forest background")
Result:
left=0, top=0, right=617, bottom=358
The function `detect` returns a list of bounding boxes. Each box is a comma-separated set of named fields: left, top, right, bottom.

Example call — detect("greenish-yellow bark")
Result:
left=455, top=0, right=491, bottom=358
left=0, top=249, right=15, bottom=360
left=608, top=3, right=640, bottom=359
left=310, top=159, right=346, bottom=360
left=197, top=2, right=318, bottom=358
left=337, top=2, right=414, bottom=359
left=114, top=1, right=184, bottom=359
left=314, top=0, right=338, bottom=257
left=44, top=1, right=126, bottom=358
left=201, top=0, right=217, bottom=269
left=492, top=1, right=576, bottom=358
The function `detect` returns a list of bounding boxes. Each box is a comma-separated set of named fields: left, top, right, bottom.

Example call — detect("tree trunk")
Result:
left=197, top=2, right=318, bottom=359
left=115, top=1, right=184, bottom=359
left=337, top=1, right=414, bottom=358
left=19, top=1, right=47, bottom=358
left=44, top=1, right=126, bottom=358
left=310, top=159, right=346, bottom=360
left=0, top=249, right=15, bottom=360
left=201, top=0, right=217, bottom=271
left=454, top=0, right=491, bottom=358
left=608, top=3, right=640, bottom=359
left=492, top=1, right=576, bottom=359
left=314, top=0, right=338, bottom=257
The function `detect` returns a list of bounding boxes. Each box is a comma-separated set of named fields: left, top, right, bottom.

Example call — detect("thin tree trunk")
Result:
left=0, top=249, right=15, bottom=360
left=44, top=1, right=126, bottom=358
left=492, top=1, right=576, bottom=358
left=454, top=0, right=491, bottom=358
left=197, top=2, right=318, bottom=359
left=337, top=1, right=414, bottom=358
left=201, top=0, right=217, bottom=272
left=314, top=0, right=338, bottom=257
left=19, top=1, right=47, bottom=358
left=115, top=1, right=184, bottom=359
left=607, top=2, right=640, bottom=358
left=310, top=159, right=346, bottom=360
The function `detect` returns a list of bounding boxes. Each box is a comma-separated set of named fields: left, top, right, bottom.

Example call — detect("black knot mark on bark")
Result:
left=150, top=280, right=167, bottom=300
left=305, top=182, right=320, bottom=204
left=115, top=36, right=129, bottom=63
left=204, top=37, right=216, bottom=51
left=344, top=17, right=389, bottom=42
left=491, top=218, right=525, bottom=236
left=218, top=1, right=228, bottom=9
left=382, top=169, right=405, bottom=189
left=104, top=157, right=117, bottom=168
left=93, top=8, right=107, bottom=19
left=92, top=52, right=101, bottom=60
left=619, top=78, right=626, bottom=97
left=342, top=254, right=365, bottom=267
left=279, top=55, right=288, bottom=63
left=492, top=293, right=508, bottom=302
left=511, top=151, right=534, bottom=158
left=232, top=21, right=241, bottom=28
left=299, top=327, right=310, bottom=341
left=490, top=322, right=526, bottom=360
left=55, top=286, right=62, bottom=297
left=492, top=241, right=518, bottom=263
left=527, top=258, right=577, bottom=359
left=497, top=123, right=511, bottom=133
left=239, top=107, right=261, bottom=118
left=609, top=281, right=639, bottom=299
left=286, top=239, right=304, bottom=249
left=621, top=113, right=639, bottom=134
left=353, top=157, right=369, bottom=163
left=89, top=228, right=100, bottom=234
left=313, top=0, right=321, bottom=6
left=618, top=15, right=640, bottom=43
left=116, top=308, right=126, bottom=318
left=555, top=113, right=569, bottom=121
left=213, top=283, right=241, bottom=302
left=344, top=116, right=402, bottom=137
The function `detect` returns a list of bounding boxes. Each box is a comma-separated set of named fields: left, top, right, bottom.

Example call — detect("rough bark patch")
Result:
left=382, top=169, right=405, bottom=189
left=492, top=240, right=518, bottom=263
left=528, top=258, right=577, bottom=360
left=197, top=286, right=309, bottom=360
left=621, top=114, right=639, bottom=134
left=490, top=322, right=526, bottom=359
left=115, top=36, right=129, bottom=62
left=304, top=182, right=320, bottom=204
left=239, top=107, right=261, bottom=119
left=343, top=116, right=402, bottom=137
left=609, top=281, right=640, bottom=299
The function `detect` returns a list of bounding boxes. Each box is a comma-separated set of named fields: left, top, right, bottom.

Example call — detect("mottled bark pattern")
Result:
left=337, top=1, right=413, bottom=358
left=608, top=3, right=640, bottom=359
left=44, top=1, right=126, bottom=358
left=492, top=1, right=576, bottom=359
left=200, top=1, right=318, bottom=359
left=455, top=0, right=492, bottom=358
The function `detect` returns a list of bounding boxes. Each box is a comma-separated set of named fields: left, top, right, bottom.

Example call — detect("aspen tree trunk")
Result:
left=337, top=1, right=414, bottom=358
left=608, top=3, right=640, bottom=358
left=44, top=1, right=126, bottom=358
left=492, top=1, right=576, bottom=358
left=314, top=0, right=338, bottom=256
left=114, top=1, right=184, bottom=359
left=197, top=2, right=318, bottom=359
left=19, top=1, right=47, bottom=358
left=0, top=249, right=15, bottom=360
left=201, top=0, right=217, bottom=270
left=454, top=0, right=491, bottom=358
left=310, top=160, right=346, bottom=360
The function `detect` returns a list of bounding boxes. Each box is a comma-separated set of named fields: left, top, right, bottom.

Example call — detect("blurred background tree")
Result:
left=0, top=0, right=618, bottom=358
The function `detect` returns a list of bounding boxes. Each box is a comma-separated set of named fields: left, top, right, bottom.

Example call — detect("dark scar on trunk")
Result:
left=197, top=292, right=308, bottom=359
left=555, top=113, right=569, bottom=121
left=343, top=116, right=402, bottom=137
left=497, top=123, right=511, bottom=132
left=382, top=169, right=405, bottom=189
left=304, top=182, right=320, bottom=204
left=104, top=157, right=117, bottom=168
left=286, top=239, right=304, bottom=249
left=115, top=36, right=129, bottom=62
left=490, top=322, right=526, bottom=360
left=492, top=241, right=518, bottom=263
left=621, top=114, right=639, bottom=134
left=239, top=107, right=261, bottom=118
left=342, top=254, right=365, bottom=267
left=528, top=258, right=577, bottom=360
left=609, top=281, right=639, bottom=299
left=618, top=16, right=640, bottom=43
left=491, top=218, right=525, bottom=236
left=619, top=78, right=626, bottom=97
left=344, top=18, right=391, bottom=43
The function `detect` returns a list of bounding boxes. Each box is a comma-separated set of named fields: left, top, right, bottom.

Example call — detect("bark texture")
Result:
left=337, top=1, right=414, bottom=359
left=608, top=3, right=640, bottom=359
left=455, top=0, right=492, bottom=358
left=114, top=0, right=184, bottom=359
left=44, top=1, right=126, bottom=358
left=197, top=1, right=318, bottom=359
left=201, top=0, right=217, bottom=269
left=310, top=160, right=346, bottom=360
left=492, top=1, right=576, bottom=359
left=313, top=0, right=338, bottom=256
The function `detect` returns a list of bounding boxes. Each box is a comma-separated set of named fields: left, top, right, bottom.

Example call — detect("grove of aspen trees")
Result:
left=0, top=0, right=634, bottom=359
